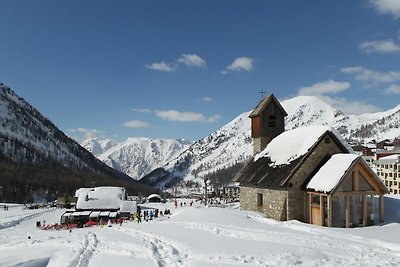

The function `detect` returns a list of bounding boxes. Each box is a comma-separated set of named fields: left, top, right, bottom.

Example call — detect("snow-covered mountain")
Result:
left=0, top=84, right=130, bottom=177
left=141, top=95, right=400, bottom=189
left=283, top=95, right=400, bottom=142
left=0, top=83, right=151, bottom=202
left=82, top=137, right=191, bottom=180
left=81, top=137, right=117, bottom=156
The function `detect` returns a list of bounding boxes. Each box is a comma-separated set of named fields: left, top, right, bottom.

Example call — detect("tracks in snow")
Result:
left=119, top=228, right=188, bottom=267
left=0, top=208, right=54, bottom=230
left=68, top=232, right=99, bottom=267
left=167, top=220, right=400, bottom=266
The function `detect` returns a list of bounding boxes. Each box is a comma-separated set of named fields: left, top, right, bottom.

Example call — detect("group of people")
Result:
left=3, top=205, right=9, bottom=211
left=173, top=200, right=194, bottom=208
left=131, top=207, right=172, bottom=223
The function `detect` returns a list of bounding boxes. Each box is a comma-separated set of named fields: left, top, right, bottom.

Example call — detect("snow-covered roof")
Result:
left=375, top=154, right=400, bottom=164
left=307, top=154, right=359, bottom=193
left=255, top=125, right=353, bottom=166
left=89, top=211, right=100, bottom=218
left=120, top=201, right=137, bottom=213
left=147, top=194, right=161, bottom=200
left=99, top=211, right=110, bottom=216
left=75, top=187, right=125, bottom=210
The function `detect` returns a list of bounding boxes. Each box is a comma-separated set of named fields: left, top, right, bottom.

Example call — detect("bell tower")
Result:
left=249, top=94, right=287, bottom=155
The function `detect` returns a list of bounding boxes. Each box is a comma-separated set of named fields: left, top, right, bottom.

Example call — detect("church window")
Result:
left=268, top=115, right=276, bottom=127
left=257, top=193, right=263, bottom=206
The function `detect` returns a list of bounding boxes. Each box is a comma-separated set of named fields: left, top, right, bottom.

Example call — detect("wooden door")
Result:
left=311, top=205, right=322, bottom=225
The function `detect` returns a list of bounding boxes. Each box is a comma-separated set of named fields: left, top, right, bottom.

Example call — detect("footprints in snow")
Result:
left=68, top=232, right=99, bottom=267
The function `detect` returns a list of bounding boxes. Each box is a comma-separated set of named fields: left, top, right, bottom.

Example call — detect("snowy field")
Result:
left=1, top=197, right=400, bottom=267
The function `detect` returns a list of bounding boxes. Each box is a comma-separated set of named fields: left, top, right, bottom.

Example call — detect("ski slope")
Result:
left=1, top=197, right=400, bottom=267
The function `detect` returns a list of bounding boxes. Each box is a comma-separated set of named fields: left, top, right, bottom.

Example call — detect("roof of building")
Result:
left=120, top=201, right=138, bottom=213
left=307, top=154, right=388, bottom=194
left=234, top=126, right=352, bottom=188
left=255, top=125, right=353, bottom=167
left=249, top=94, right=288, bottom=118
left=375, top=154, right=400, bottom=164
left=75, top=187, right=125, bottom=210
left=306, top=154, right=359, bottom=193
left=147, top=193, right=162, bottom=200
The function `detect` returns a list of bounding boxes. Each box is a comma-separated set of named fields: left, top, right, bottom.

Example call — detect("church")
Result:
left=234, top=94, right=388, bottom=227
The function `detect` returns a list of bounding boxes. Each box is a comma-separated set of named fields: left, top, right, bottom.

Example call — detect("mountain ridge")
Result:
left=82, top=136, right=192, bottom=180
left=0, top=84, right=154, bottom=202
left=138, top=95, right=400, bottom=189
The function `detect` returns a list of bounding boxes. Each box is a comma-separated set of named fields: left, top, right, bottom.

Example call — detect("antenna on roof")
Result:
left=258, top=90, right=267, bottom=98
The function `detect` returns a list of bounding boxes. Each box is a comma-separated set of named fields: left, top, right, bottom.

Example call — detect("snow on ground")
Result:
left=1, top=197, right=400, bottom=267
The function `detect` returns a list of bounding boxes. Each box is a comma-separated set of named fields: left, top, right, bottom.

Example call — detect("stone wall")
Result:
left=240, top=186, right=288, bottom=220
left=244, top=133, right=348, bottom=223
left=287, top=133, right=346, bottom=222
left=253, top=136, right=271, bottom=155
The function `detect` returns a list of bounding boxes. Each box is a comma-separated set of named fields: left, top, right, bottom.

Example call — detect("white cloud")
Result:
left=224, top=57, right=254, bottom=73
left=123, top=120, right=150, bottom=128
left=298, top=80, right=350, bottom=96
left=145, top=61, right=176, bottom=72
left=359, top=39, right=400, bottom=53
left=369, top=0, right=400, bottom=19
left=177, top=54, right=207, bottom=68
left=206, top=114, right=222, bottom=123
left=202, top=96, right=213, bottom=102
left=319, top=96, right=382, bottom=114
left=384, top=84, right=400, bottom=94
left=132, top=108, right=152, bottom=113
left=155, top=109, right=220, bottom=123
left=68, top=128, right=105, bottom=141
left=340, top=66, right=400, bottom=85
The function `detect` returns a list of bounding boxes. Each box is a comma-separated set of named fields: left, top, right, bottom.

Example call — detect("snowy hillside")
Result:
left=0, top=83, right=150, bottom=202
left=141, top=95, right=400, bottom=189
left=141, top=112, right=253, bottom=188
left=284, top=95, right=400, bottom=142
left=81, top=137, right=117, bottom=156
left=94, top=137, right=192, bottom=180
left=0, top=84, right=84, bottom=167
left=0, top=84, right=131, bottom=177
left=1, top=196, right=400, bottom=266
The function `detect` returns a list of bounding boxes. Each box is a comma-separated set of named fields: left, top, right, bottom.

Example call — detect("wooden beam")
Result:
left=379, top=194, right=384, bottom=223
left=334, top=191, right=379, bottom=196
left=308, top=193, right=312, bottom=224
left=320, top=195, right=325, bottom=226
left=357, top=163, right=385, bottom=194
left=353, top=169, right=359, bottom=191
left=345, top=195, right=350, bottom=228
left=362, top=195, right=367, bottom=227
left=327, top=196, right=332, bottom=227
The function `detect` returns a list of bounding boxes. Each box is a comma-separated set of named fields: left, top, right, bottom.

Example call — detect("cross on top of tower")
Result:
left=258, top=90, right=267, bottom=98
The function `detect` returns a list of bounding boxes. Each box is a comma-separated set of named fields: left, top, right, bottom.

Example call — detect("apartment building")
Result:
left=375, top=154, right=400, bottom=194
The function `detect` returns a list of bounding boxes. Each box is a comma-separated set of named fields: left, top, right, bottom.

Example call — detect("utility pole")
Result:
left=204, top=178, right=209, bottom=206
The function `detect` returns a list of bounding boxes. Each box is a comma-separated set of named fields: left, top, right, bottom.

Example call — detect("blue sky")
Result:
left=1, top=0, right=400, bottom=142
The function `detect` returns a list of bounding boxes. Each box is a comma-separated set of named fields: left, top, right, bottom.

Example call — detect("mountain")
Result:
left=0, top=84, right=153, bottom=202
left=81, top=137, right=117, bottom=156
left=283, top=95, right=400, bottom=142
left=94, top=137, right=192, bottom=180
left=141, top=95, right=400, bottom=189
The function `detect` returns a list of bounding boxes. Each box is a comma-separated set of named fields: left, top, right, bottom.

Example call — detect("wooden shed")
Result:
left=307, top=154, right=388, bottom=227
